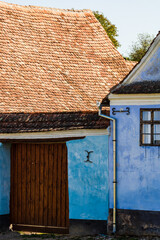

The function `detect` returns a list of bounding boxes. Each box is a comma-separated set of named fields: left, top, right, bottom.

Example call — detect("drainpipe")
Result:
left=97, top=102, right=117, bottom=234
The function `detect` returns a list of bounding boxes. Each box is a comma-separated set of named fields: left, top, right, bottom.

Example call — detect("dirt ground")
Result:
left=0, top=231, right=160, bottom=240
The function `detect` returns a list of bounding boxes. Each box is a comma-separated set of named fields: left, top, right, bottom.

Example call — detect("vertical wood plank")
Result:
left=21, top=144, right=26, bottom=224
left=10, top=145, right=14, bottom=223
left=48, top=144, right=53, bottom=226
left=61, top=144, right=66, bottom=227
left=35, top=144, right=40, bottom=225
left=26, top=144, right=31, bottom=224
left=65, top=144, right=69, bottom=228
left=39, top=144, right=44, bottom=225
left=17, top=144, right=22, bottom=224
left=43, top=144, right=48, bottom=226
left=10, top=142, right=69, bottom=232
left=11, top=144, right=18, bottom=224
left=30, top=144, right=36, bottom=225
left=57, top=144, right=62, bottom=227
left=52, top=144, right=57, bottom=226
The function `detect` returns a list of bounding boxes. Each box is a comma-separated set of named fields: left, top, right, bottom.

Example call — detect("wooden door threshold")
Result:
left=11, top=224, right=69, bottom=234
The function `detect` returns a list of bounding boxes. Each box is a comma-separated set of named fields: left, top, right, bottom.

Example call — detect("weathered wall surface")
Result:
left=67, top=135, right=109, bottom=220
left=0, top=143, right=11, bottom=215
left=109, top=104, right=160, bottom=211
left=0, top=135, right=109, bottom=221
left=129, top=47, right=160, bottom=83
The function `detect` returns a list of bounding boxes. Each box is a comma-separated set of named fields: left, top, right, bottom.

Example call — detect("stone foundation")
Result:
left=69, top=219, right=107, bottom=235
left=0, top=214, right=10, bottom=232
left=108, top=208, right=160, bottom=236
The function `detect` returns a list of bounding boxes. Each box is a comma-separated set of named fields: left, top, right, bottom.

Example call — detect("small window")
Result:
left=140, top=109, right=160, bottom=146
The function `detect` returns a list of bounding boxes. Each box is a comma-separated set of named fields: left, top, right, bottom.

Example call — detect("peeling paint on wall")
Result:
left=109, top=105, right=160, bottom=211
left=0, top=136, right=109, bottom=221
left=133, top=48, right=160, bottom=82
left=67, top=135, right=109, bottom=220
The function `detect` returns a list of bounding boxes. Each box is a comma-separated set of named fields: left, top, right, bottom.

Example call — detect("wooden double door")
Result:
left=10, top=143, right=69, bottom=233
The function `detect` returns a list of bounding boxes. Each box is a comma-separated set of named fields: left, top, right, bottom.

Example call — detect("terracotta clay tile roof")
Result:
left=0, top=1, right=130, bottom=114
left=125, top=60, right=138, bottom=72
left=0, top=112, right=110, bottom=133
left=109, top=81, right=160, bottom=94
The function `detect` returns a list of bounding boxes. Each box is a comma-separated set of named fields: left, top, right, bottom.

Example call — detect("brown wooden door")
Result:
left=10, top=143, right=69, bottom=233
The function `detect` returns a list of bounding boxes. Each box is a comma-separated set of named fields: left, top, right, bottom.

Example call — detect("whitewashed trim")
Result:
left=109, top=93, right=160, bottom=106
left=0, top=129, right=109, bottom=140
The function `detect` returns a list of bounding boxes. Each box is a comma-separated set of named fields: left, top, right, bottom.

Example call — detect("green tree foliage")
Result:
left=93, top=11, right=120, bottom=48
left=128, top=33, right=154, bottom=62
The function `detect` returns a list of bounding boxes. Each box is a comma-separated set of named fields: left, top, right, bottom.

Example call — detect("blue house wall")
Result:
left=0, top=143, right=11, bottom=215
left=0, top=135, right=109, bottom=220
left=109, top=104, right=160, bottom=211
left=67, top=135, right=109, bottom=220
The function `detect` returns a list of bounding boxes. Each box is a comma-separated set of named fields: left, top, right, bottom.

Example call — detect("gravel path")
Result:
left=0, top=231, right=160, bottom=240
left=0, top=232, right=111, bottom=240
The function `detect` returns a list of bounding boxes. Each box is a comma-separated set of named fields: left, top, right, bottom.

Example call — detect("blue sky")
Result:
left=2, top=0, right=160, bottom=56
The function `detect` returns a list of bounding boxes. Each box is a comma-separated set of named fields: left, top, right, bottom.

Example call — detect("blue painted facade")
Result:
left=0, top=143, right=11, bottom=215
left=132, top=47, right=160, bottom=82
left=0, top=135, right=109, bottom=220
left=67, top=135, right=109, bottom=220
left=109, top=104, right=160, bottom=211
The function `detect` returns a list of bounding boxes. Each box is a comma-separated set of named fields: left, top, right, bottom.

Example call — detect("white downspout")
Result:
left=97, top=102, right=117, bottom=233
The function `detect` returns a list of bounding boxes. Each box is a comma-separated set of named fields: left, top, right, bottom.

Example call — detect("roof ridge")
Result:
left=0, top=1, right=92, bottom=14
